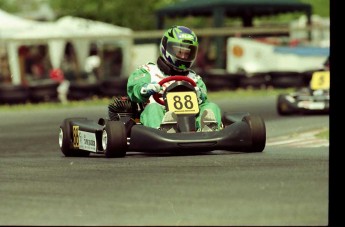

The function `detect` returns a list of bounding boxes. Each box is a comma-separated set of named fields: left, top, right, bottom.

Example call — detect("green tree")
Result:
left=0, top=0, right=329, bottom=30
left=48, top=0, right=179, bottom=30
left=300, top=0, right=329, bottom=17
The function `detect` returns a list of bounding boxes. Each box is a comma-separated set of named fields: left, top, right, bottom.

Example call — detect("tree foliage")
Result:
left=0, top=0, right=329, bottom=30
left=300, top=0, right=329, bottom=17
left=49, top=0, right=180, bottom=30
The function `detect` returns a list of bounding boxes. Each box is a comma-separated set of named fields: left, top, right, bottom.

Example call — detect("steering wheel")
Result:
left=153, top=76, right=197, bottom=105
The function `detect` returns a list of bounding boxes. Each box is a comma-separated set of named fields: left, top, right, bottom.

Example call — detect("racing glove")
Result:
left=195, top=86, right=206, bottom=104
left=140, top=82, right=161, bottom=97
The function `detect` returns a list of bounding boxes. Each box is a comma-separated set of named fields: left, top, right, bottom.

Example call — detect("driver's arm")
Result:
left=127, top=68, right=152, bottom=103
left=195, top=76, right=208, bottom=103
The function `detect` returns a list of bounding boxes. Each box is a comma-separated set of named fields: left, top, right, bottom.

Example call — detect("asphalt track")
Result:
left=0, top=95, right=330, bottom=226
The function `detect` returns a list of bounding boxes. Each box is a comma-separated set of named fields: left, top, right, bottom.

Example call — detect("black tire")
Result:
left=103, top=121, right=127, bottom=158
left=59, top=118, right=90, bottom=157
left=0, top=84, right=29, bottom=104
left=203, top=74, right=239, bottom=91
left=242, top=115, right=266, bottom=152
left=239, top=72, right=270, bottom=89
left=269, top=71, right=304, bottom=88
left=99, top=77, right=127, bottom=98
left=277, top=94, right=293, bottom=116
left=29, top=80, right=59, bottom=103
left=67, top=81, right=100, bottom=100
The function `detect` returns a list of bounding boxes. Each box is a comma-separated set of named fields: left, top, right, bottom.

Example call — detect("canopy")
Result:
left=56, top=16, right=133, bottom=37
left=0, top=8, right=39, bottom=37
left=55, top=16, right=133, bottom=77
left=0, top=10, right=134, bottom=85
left=0, top=8, right=45, bottom=84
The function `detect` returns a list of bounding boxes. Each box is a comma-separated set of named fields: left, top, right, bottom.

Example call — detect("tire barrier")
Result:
left=0, top=84, right=30, bottom=104
left=0, top=69, right=322, bottom=105
left=29, top=79, right=60, bottom=103
left=268, top=71, right=304, bottom=88
left=239, top=72, right=271, bottom=89
left=67, top=81, right=101, bottom=100
left=204, top=69, right=244, bottom=91
left=98, top=77, right=128, bottom=98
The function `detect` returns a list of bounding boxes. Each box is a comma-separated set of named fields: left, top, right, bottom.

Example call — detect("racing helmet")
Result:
left=160, top=26, right=199, bottom=72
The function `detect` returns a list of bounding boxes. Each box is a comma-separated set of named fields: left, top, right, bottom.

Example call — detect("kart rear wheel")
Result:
left=103, top=121, right=127, bottom=158
left=242, top=115, right=266, bottom=152
left=59, top=119, right=90, bottom=157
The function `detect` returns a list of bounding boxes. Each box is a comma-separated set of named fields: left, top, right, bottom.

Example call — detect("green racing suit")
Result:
left=127, top=62, right=222, bottom=130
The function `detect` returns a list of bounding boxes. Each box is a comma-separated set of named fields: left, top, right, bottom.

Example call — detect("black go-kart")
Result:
left=59, top=76, right=266, bottom=158
left=277, top=70, right=330, bottom=115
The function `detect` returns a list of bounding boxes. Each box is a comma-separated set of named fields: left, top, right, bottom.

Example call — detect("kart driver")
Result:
left=127, top=25, right=222, bottom=132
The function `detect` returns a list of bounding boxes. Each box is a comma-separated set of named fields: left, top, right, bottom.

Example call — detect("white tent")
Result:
left=0, top=8, right=39, bottom=37
left=0, top=9, right=134, bottom=85
left=0, top=8, right=44, bottom=84
left=1, top=18, right=76, bottom=84
left=55, top=16, right=133, bottom=79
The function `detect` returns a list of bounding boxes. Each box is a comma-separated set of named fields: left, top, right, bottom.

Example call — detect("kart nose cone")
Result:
left=102, top=130, right=108, bottom=150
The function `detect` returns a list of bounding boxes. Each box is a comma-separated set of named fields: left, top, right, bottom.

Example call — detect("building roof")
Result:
left=156, top=0, right=312, bottom=19
left=155, top=0, right=312, bottom=68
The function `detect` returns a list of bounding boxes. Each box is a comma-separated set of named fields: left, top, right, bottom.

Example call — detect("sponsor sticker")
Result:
left=78, top=130, right=97, bottom=152
left=73, top=126, right=79, bottom=148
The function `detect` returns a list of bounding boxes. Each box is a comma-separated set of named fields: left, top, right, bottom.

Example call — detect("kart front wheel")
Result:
left=59, top=118, right=90, bottom=157
left=242, top=115, right=266, bottom=152
left=102, top=121, right=127, bottom=158
left=277, top=94, right=294, bottom=115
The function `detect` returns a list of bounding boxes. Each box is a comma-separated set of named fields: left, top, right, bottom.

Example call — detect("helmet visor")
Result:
left=167, top=42, right=198, bottom=62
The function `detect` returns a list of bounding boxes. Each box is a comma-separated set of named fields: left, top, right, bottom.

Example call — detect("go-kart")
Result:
left=277, top=70, right=330, bottom=115
left=59, top=76, right=266, bottom=158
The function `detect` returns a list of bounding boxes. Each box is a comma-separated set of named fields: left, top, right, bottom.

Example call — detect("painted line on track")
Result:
left=266, top=129, right=329, bottom=148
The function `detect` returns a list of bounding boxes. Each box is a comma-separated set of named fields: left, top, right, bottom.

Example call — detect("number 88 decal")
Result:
left=167, top=91, right=199, bottom=114
left=172, top=94, right=194, bottom=110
